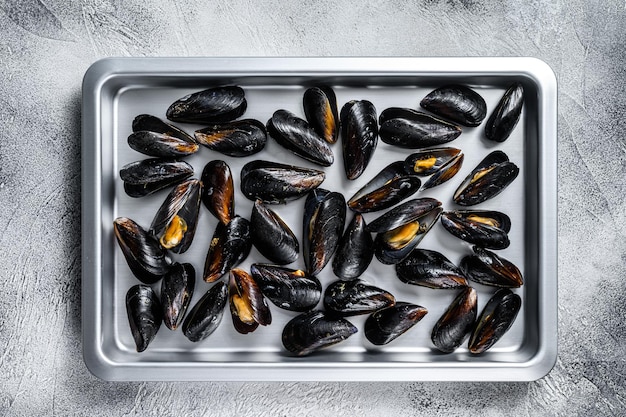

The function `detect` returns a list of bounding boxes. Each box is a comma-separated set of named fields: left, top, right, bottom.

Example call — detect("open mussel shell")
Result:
left=453, top=150, right=519, bottom=206
left=182, top=281, right=228, bottom=342
left=166, top=86, right=247, bottom=124
left=250, top=264, right=321, bottom=312
left=126, top=284, right=162, bottom=352
left=229, top=268, right=272, bottom=334
left=161, top=262, right=195, bottom=331
left=379, top=108, right=462, bottom=148
left=194, top=119, right=267, bottom=157
left=251, top=200, right=299, bottom=265
left=440, top=210, right=511, bottom=250
left=469, top=289, right=521, bottom=354
left=149, top=178, right=202, bottom=254
left=324, top=279, right=395, bottom=316
left=431, top=287, right=477, bottom=353
left=366, top=198, right=442, bottom=233
left=485, top=83, right=524, bottom=142
left=240, top=160, right=325, bottom=204
left=341, top=100, right=378, bottom=180
left=201, top=160, right=234, bottom=225
left=267, top=109, right=334, bottom=166
left=395, top=249, right=469, bottom=289
left=364, top=302, right=428, bottom=345
left=120, top=158, right=194, bottom=198
left=132, top=114, right=195, bottom=142
left=332, top=214, right=374, bottom=280
left=347, top=162, right=421, bottom=213
left=282, top=310, right=357, bottom=356
left=203, top=216, right=252, bottom=283
left=422, top=152, right=464, bottom=190
left=404, top=147, right=462, bottom=176
left=303, top=86, right=339, bottom=144
left=113, top=217, right=171, bottom=284
left=460, top=246, right=523, bottom=288
left=420, top=85, right=487, bottom=127
left=128, top=131, right=199, bottom=158
left=303, top=189, right=346, bottom=276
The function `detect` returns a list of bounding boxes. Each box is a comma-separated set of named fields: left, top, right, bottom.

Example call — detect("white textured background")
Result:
left=0, top=0, right=625, bottom=415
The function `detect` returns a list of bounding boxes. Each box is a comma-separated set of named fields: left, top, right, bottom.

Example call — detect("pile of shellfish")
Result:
left=115, top=82, right=525, bottom=356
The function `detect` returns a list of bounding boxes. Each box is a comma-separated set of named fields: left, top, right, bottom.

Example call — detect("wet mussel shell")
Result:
left=119, top=158, right=194, bottom=198
left=332, top=214, right=375, bottom=280
left=267, top=109, right=334, bottom=166
left=195, top=119, right=267, bottom=157
left=113, top=217, right=171, bottom=284
left=240, top=160, right=325, bottom=204
left=324, top=279, right=395, bottom=316
left=469, top=289, right=521, bottom=354
left=126, top=284, right=162, bottom=352
left=132, top=114, right=195, bottom=142
left=182, top=281, right=228, bottom=342
left=431, top=287, right=477, bottom=353
left=303, top=86, right=339, bottom=144
left=128, top=131, right=199, bottom=158
left=395, top=249, right=469, bottom=289
left=201, top=160, right=235, bottom=225
left=460, top=246, right=523, bottom=288
left=166, top=86, right=247, bottom=124
left=420, top=85, right=487, bottom=127
left=364, top=302, right=428, bottom=345
left=250, top=264, right=322, bottom=312
left=404, top=147, right=463, bottom=177
left=229, top=268, right=272, bottom=334
left=485, top=82, right=524, bottom=143
left=203, top=216, right=252, bottom=283
left=341, top=100, right=378, bottom=180
left=440, top=210, right=511, bottom=250
left=282, top=310, right=357, bottom=356
left=422, top=152, right=464, bottom=190
left=379, top=108, right=462, bottom=148
left=366, top=198, right=442, bottom=233
left=161, top=262, right=195, bottom=331
left=251, top=200, right=299, bottom=265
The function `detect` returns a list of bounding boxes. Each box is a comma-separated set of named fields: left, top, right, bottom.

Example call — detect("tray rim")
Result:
left=81, top=56, right=557, bottom=382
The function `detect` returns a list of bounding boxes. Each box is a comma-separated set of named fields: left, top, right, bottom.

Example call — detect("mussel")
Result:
left=324, top=279, right=395, bottom=316
left=282, top=310, right=357, bottom=356
left=229, top=268, right=272, bottom=334
left=250, top=264, right=322, bottom=312
left=431, top=287, right=477, bottom=353
left=422, top=152, right=464, bottom=190
left=379, top=108, right=462, bottom=148
left=119, top=159, right=194, bottom=198
left=128, top=131, right=199, bottom=158
left=194, top=119, right=267, bottom=157
left=251, top=199, right=299, bottom=265
left=166, top=86, right=247, bottom=124
left=240, top=160, right=325, bottom=204
left=303, top=86, right=339, bottom=144
left=395, top=249, right=469, bottom=289
left=485, top=83, right=524, bottom=142
left=364, top=302, right=428, bottom=345
left=420, top=85, right=487, bottom=127
left=366, top=198, right=442, bottom=233
left=440, top=210, right=511, bottom=249
left=460, top=246, right=523, bottom=288
left=341, top=100, right=378, bottom=180
left=126, top=284, right=161, bottom=352
left=182, top=281, right=228, bottom=342
left=403, top=147, right=465, bottom=190
left=203, top=216, right=252, bottom=283
left=161, top=262, right=195, bottom=331
left=469, top=289, right=521, bottom=354
left=201, top=160, right=234, bottom=225
left=132, top=114, right=195, bottom=142
left=332, top=214, right=375, bottom=280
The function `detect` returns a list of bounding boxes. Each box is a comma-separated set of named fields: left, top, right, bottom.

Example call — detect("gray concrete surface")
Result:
left=0, top=0, right=624, bottom=415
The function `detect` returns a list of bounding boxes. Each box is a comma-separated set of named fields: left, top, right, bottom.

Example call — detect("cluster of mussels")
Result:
left=115, top=82, right=525, bottom=356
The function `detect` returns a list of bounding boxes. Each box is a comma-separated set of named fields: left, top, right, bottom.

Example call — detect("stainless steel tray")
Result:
left=82, top=57, right=557, bottom=381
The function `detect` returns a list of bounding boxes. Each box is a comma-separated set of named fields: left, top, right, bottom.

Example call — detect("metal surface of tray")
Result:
left=82, top=57, right=557, bottom=381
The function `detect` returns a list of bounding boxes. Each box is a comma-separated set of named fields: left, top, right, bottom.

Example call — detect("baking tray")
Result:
left=82, top=57, right=557, bottom=381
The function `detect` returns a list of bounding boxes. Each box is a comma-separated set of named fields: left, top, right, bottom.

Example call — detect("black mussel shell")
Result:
left=404, top=147, right=462, bottom=176
left=440, top=210, right=511, bottom=250
left=229, top=268, right=272, bottom=334
left=366, top=198, right=442, bottom=233
left=324, top=279, right=395, bottom=316
left=364, top=302, right=428, bottom=345
left=379, top=108, right=462, bottom=148
left=126, top=284, right=162, bottom=352
left=267, top=109, right=334, bottom=166
left=250, top=264, right=322, bottom=312
left=113, top=217, right=171, bottom=284
left=120, top=158, right=194, bottom=198
left=201, top=160, right=234, bottom=225
left=395, top=249, right=469, bottom=289
left=431, top=287, right=477, bottom=353
left=182, top=281, right=228, bottom=342
left=303, top=86, right=339, bottom=144
left=240, top=160, right=325, bottom=204
left=303, top=189, right=346, bottom=275
left=203, top=216, right=252, bottom=283
left=128, top=131, right=199, bottom=158
left=282, top=310, right=357, bottom=356
left=460, top=246, right=523, bottom=288
left=347, top=162, right=421, bottom=213
left=332, top=214, right=374, bottom=280
left=194, top=119, right=267, bottom=157
left=161, top=262, right=195, bottom=331
left=469, top=289, right=521, bottom=354
left=166, top=86, right=246, bottom=124
left=341, top=100, right=378, bottom=180
left=485, top=83, right=524, bottom=142
left=422, top=152, right=464, bottom=190
left=251, top=199, right=299, bottom=265
left=420, top=85, right=487, bottom=127
left=149, top=178, right=202, bottom=254
left=132, top=114, right=195, bottom=143
left=453, top=151, right=519, bottom=206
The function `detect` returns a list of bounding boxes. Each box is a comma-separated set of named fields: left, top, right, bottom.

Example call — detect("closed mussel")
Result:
left=395, top=249, right=469, bottom=289
left=251, top=199, right=299, bottom=265
left=485, top=83, right=524, bottom=142
left=182, top=281, right=228, bottom=342
left=126, top=284, right=161, bottom=352
left=460, top=246, right=523, bottom=288
left=229, top=268, right=272, bottom=334
left=332, top=214, right=375, bottom=280
left=364, top=302, right=428, bottom=345
left=441, top=210, right=511, bottom=250
left=324, top=279, right=395, bottom=316
left=119, top=158, right=194, bottom=198
left=431, top=287, right=477, bottom=353
left=166, top=86, right=247, bottom=124
left=194, top=119, right=267, bottom=157
left=201, top=160, right=234, bottom=225
left=420, top=85, right=487, bottom=127
left=379, top=108, right=462, bottom=148
left=303, top=86, right=339, bottom=144
left=203, top=216, right=252, bottom=283
left=132, top=114, right=195, bottom=142
left=282, top=310, right=357, bottom=356
left=469, top=289, right=521, bottom=354
left=250, top=264, right=321, bottom=312
left=161, top=262, right=195, bottom=331
left=128, top=131, right=199, bottom=158
left=341, top=100, right=378, bottom=180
